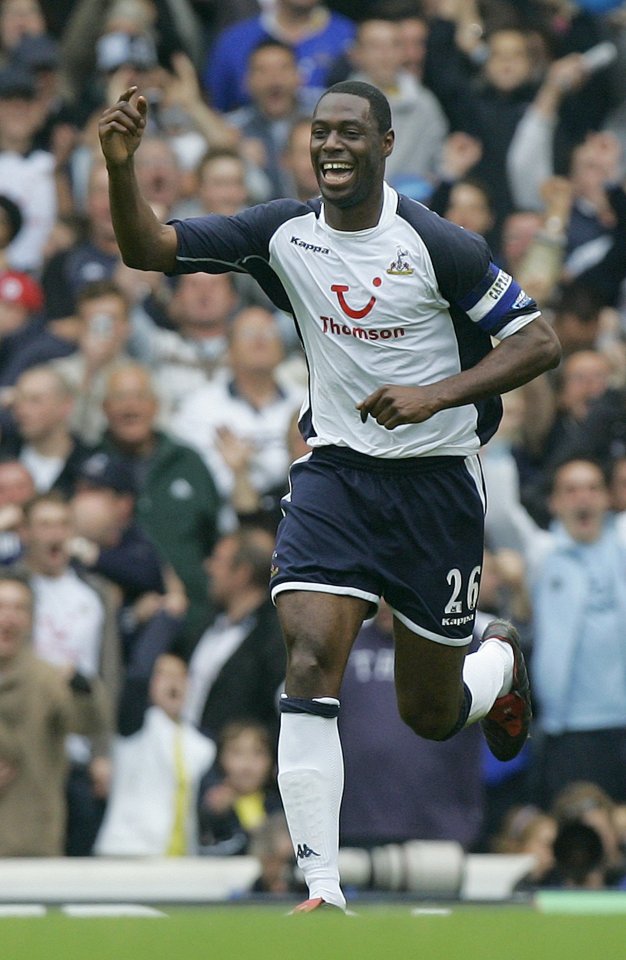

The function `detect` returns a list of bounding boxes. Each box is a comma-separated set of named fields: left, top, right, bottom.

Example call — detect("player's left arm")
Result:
left=358, top=315, right=560, bottom=428
left=358, top=224, right=561, bottom=430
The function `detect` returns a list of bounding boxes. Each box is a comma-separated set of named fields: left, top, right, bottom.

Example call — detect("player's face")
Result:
left=310, top=93, right=393, bottom=213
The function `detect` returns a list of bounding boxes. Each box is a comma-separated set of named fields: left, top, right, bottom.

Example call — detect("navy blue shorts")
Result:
left=270, top=446, right=486, bottom=645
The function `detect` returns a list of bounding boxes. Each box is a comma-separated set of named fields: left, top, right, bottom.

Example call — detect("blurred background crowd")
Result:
left=0, top=0, right=626, bottom=897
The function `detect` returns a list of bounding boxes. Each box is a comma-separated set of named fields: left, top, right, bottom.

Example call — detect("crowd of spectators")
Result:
left=0, top=0, right=626, bottom=893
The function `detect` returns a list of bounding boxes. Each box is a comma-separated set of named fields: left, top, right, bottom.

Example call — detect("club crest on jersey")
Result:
left=330, top=278, right=382, bottom=319
left=386, top=247, right=414, bottom=276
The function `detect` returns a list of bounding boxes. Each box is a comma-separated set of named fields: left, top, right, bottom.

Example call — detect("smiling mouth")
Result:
left=320, top=162, right=355, bottom=186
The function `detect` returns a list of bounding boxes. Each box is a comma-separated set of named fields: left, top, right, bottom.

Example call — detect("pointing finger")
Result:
left=356, top=389, right=382, bottom=423
left=118, top=86, right=138, bottom=103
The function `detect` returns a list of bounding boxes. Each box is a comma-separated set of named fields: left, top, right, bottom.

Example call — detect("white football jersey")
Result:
left=171, top=183, right=539, bottom=458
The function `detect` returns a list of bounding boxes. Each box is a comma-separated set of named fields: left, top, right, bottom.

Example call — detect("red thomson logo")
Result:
left=331, top=278, right=382, bottom=319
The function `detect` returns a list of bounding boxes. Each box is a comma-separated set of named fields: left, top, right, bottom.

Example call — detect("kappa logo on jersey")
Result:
left=386, top=247, right=414, bottom=276
left=297, top=843, right=320, bottom=860
left=291, top=236, right=331, bottom=255
left=330, top=278, right=382, bottom=319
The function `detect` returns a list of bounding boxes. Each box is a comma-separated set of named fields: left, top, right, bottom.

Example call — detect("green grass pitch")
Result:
left=3, top=903, right=626, bottom=960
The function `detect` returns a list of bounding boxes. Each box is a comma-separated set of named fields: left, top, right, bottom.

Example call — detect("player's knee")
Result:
left=283, top=631, right=337, bottom=693
left=397, top=699, right=459, bottom=741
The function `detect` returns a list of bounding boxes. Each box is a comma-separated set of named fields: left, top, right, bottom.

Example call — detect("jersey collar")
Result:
left=318, top=182, right=398, bottom=239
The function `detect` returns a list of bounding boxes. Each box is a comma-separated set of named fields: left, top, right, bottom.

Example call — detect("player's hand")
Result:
left=98, top=86, right=148, bottom=166
left=357, top=385, right=441, bottom=429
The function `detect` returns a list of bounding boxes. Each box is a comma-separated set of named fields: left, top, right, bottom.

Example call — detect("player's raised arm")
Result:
left=98, top=87, right=178, bottom=274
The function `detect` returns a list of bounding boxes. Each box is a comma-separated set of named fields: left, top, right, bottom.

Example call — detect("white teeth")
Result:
left=322, top=163, right=353, bottom=171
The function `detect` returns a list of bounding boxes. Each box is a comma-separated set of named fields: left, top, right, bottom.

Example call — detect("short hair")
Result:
left=549, top=457, right=607, bottom=495
left=248, top=37, right=296, bottom=65
left=76, top=279, right=128, bottom=312
left=228, top=526, right=275, bottom=590
left=22, top=490, right=69, bottom=524
left=552, top=780, right=616, bottom=824
left=0, top=570, right=34, bottom=606
left=217, top=719, right=272, bottom=758
left=196, top=147, right=245, bottom=179
left=553, top=283, right=603, bottom=323
left=316, top=81, right=392, bottom=134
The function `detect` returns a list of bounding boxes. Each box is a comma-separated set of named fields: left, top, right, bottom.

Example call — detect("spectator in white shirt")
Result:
left=0, top=65, right=56, bottom=271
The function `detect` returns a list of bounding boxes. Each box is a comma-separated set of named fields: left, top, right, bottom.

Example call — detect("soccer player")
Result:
left=99, top=80, right=561, bottom=912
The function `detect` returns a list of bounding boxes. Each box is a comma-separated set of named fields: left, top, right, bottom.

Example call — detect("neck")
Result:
left=226, top=588, right=266, bottom=624
left=324, top=188, right=385, bottom=232
left=27, top=429, right=72, bottom=459
left=0, top=133, right=30, bottom=154
left=274, top=2, right=327, bottom=37
left=111, top=431, right=156, bottom=458
left=26, top=558, right=67, bottom=578
left=234, top=370, right=279, bottom=408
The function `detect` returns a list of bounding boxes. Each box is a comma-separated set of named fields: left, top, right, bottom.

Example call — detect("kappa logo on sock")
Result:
left=296, top=843, right=320, bottom=860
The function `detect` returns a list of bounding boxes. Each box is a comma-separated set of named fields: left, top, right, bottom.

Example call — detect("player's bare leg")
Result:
left=392, top=616, right=520, bottom=744
left=276, top=590, right=369, bottom=912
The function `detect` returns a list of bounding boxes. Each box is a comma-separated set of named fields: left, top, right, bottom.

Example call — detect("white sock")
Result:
left=462, top=639, right=515, bottom=725
left=277, top=704, right=346, bottom=910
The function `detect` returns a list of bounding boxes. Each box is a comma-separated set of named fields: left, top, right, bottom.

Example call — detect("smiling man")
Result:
left=99, top=80, right=561, bottom=912
left=504, top=458, right=626, bottom=809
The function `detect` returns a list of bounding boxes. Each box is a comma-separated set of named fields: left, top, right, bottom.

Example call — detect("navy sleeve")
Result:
left=170, top=199, right=314, bottom=275
left=397, top=195, right=538, bottom=336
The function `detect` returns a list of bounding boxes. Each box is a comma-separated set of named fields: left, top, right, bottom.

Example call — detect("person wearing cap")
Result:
left=0, top=63, right=56, bottom=272
left=40, top=163, right=122, bottom=332
left=0, top=0, right=47, bottom=63
left=10, top=33, right=82, bottom=163
left=0, top=269, right=44, bottom=388
left=70, top=450, right=189, bottom=671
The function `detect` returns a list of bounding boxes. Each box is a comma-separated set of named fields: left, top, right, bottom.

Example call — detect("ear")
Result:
left=382, top=128, right=395, bottom=159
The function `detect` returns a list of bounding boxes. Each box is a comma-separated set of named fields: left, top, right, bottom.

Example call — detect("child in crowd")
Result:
left=198, top=720, right=282, bottom=856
